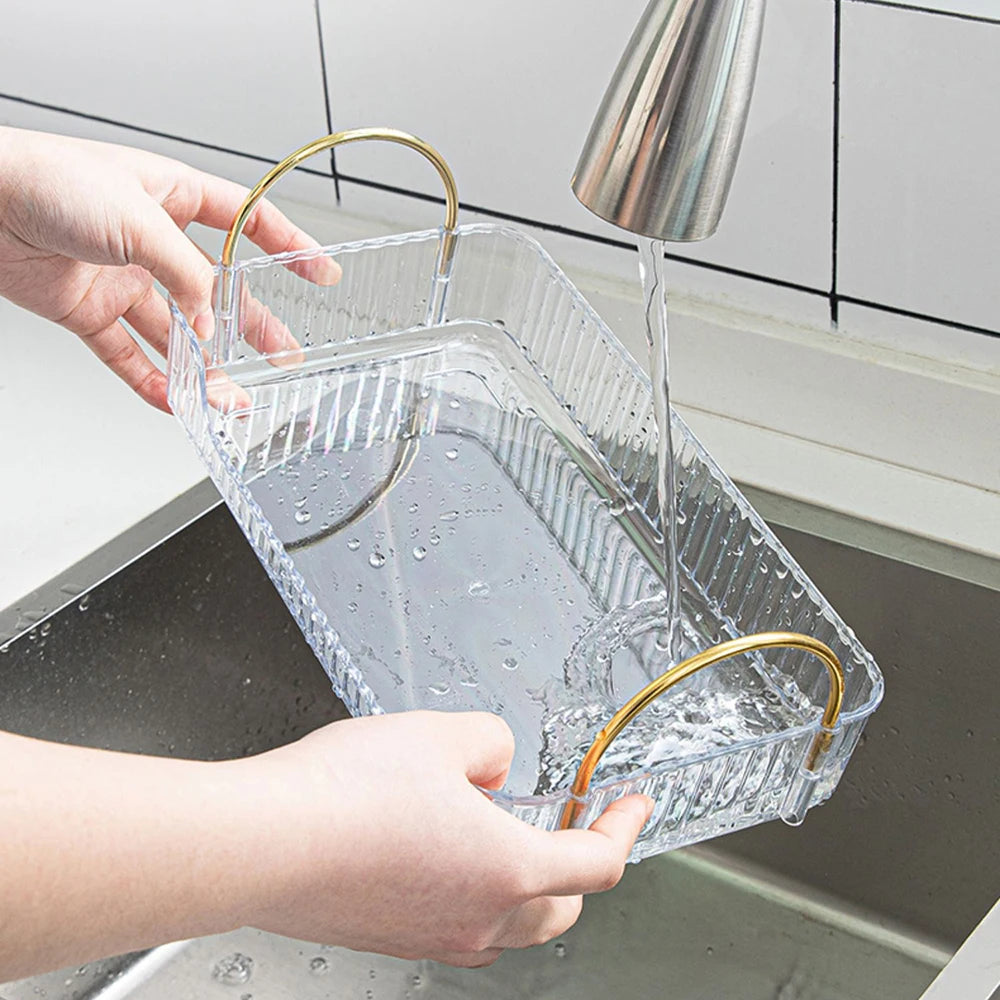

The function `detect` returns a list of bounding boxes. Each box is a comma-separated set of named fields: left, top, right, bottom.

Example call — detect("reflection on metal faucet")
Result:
left=572, top=0, right=767, bottom=242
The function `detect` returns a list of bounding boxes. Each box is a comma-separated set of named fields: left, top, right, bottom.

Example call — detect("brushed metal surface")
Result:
left=721, top=523, right=1000, bottom=948
left=2, top=497, right=994, bottom=996
left=572, top=0, right=766, bottom=241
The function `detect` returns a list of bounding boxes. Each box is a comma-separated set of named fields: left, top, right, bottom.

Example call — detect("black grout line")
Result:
left=337, top=172, right=829, bottom=298
left=338, top=171, right=637, bottom=250
left=313, top=0, right=341, bottom=205
left=0, top=92, right=335, bottom=180
left=846, top=0, right=1000, bottom=26
left=838, top=295, right=1000, bottom=338
left=4, top=91, right=997, bottom=340
left=831, top=0, right=842, bottom=327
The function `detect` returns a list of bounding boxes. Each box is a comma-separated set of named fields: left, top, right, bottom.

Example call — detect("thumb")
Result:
left=125, top=199, right=215, bottom=326
left=442, top=712, right=515, bottom=791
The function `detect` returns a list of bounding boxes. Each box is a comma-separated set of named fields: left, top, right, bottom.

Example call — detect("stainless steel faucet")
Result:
left=572, top=0, right=767, bottom=242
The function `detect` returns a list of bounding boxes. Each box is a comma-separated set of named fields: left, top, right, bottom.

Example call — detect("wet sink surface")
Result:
left=3, top=490, right=995, bottom=998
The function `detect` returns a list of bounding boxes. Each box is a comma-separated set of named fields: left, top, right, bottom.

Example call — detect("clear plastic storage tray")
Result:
left=168, top=135, right=882, bottom=860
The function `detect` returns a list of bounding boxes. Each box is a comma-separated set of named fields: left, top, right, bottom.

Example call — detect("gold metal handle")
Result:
left=221, top=127, right=460, bottom=274
left=558, top=631, right=845, bottom=830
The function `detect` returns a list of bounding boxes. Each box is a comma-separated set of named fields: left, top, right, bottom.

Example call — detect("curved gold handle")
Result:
left=221, top=127, right=460, bottom=273
left=558, top=632, right=845, bottom=830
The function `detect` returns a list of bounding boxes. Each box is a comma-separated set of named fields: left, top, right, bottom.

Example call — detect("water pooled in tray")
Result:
left=243, top=360, right=811, bottom=798
left=534, top=597, right=814, bottom=796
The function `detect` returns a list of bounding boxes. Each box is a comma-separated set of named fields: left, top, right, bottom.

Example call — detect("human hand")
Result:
left=231, top=711, right=652, bottom=967
left=0, top=127, right=339, bottom=411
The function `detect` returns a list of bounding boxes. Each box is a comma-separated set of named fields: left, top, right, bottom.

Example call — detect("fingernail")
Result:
left=193, top=310, right=215, bottom=341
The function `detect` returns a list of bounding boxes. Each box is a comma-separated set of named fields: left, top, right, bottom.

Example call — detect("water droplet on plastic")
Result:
left=449, top=399, right=461, bottom=409
left=347, top=601, right=358, bottom=613
left=439, top=510, right=459, bottom=522
left=429, top=681, right=450, bottom=696
left=212, top=952, right=254, bottom=986
left=608, top=497, right=626, bottom=516
left=347, top=538, right=361, bottom=551
left=429, top=534, right=441, bottom=546
left=554, top=942, right=567, bottom=958
left=413, top=546, right=427, bottom=561
left=369, top=550, right=386, bottom=568
left=294, top=510, right=312, bottom=524
left=293, top=495, right=308, bottom=509
left=412, top=972, right=424, bottom=988
left=445, top=448, right=459, bottom=460
left=309, top=957, right=329, bottom=975
left=706, top=945, right=715, bottom=956
left=502, top=656, right=518, bottom=671
left=408, top=502, right=419, bottom=513
left=468, top=580, right=491, bottom=599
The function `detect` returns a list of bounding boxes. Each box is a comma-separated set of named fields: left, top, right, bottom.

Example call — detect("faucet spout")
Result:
left=572, top=0, right=767, bottom=242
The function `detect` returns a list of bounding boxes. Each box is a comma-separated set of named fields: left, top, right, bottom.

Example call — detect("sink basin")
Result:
left=3, top=481, right=995, bottom=998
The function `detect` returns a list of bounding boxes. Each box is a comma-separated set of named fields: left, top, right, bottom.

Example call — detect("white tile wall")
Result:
left=0, top=0, right=997, bottom=603
left=839, top=3, right=1000, bottom=333
left=319, top=0, right=647, bottom=240
left=321, top=0, right=835, bottom=294
left=669, top=0, right=835, bottom=292
left=0, top=0, right=330, bottom=163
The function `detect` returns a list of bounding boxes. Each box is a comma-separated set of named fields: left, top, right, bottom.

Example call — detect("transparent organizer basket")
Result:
left=167, top=131, right=882, bottom=861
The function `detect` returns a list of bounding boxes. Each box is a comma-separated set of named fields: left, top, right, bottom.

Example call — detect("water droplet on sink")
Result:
left=448, top=399, right=461, bottom=409
left=408, top=502, right=419, bottom=513
left=608, top=497, right=626, bottom=516
left=309, top=957, right=329, bottom=975
left=347, top=601, right=358, bottom=613
left=429, top=681, right=451, bottom=696
left=78, top=595, right=90, bottom=612
left=294, top=510, right=312, bottom=524
left=554, top=942, right=567, bottom=958
left=212, top=952, right=254, bottom=985
left=445, top=448, right=459, bottom=460
left=439, top=510, right=459, bottom=522
left=502, top=656, right=518, bottom=671
left=347, top=538, right=361, bottom=551
left=413, top=546, right=427, bottom=561
left=468, top=580, right=491, bottom=599
left=293, top=496, right=308, bottom=509
left=369, top=550, right=386, bottom=568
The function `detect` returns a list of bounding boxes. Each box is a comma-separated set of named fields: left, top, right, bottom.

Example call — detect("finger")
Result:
left=533, top=795, right=653, bottom=897
left=428, top=948, right=504, bottom=969
left=238, top=285, right=306, bottom=367
left=494, top=895, right=583, bottom=949
left=125, top=200, right=215, bottom=328
left=189, top=172, right=341, bottom=286
left=189, top=236, right=303, bottom=364
left=441, top=711, right=515, bottom=790
left=123, top=285, right=252, bottom=412
left=77, top=319, right=170, bottom=413
left=122, top=284, right=171, bottom=358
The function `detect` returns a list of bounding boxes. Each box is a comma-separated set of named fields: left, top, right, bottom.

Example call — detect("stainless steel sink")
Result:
left=3, top=480, right=996, bottom=999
